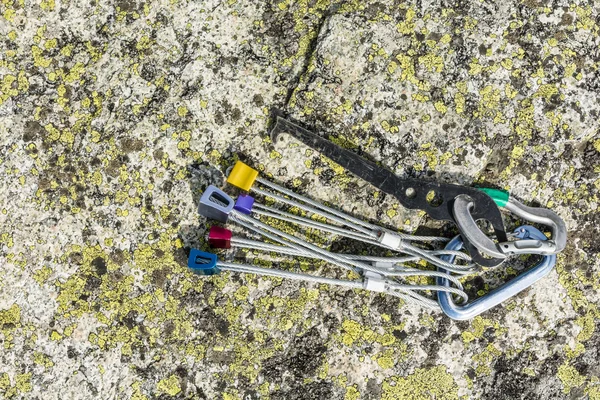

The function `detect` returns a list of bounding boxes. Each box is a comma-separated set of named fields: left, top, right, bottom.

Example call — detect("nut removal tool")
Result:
left=269, top=109, right=508, bottom=268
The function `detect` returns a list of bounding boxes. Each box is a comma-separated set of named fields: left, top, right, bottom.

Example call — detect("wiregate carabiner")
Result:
left=436, top=225, right=557, bottom=320
left=500, top=197, right=567, bottom=254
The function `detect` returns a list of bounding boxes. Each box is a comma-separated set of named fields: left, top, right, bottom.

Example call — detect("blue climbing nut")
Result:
left=187, top=249, right=220, bottom=275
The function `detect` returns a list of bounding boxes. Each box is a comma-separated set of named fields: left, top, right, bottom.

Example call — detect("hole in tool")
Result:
left=475, top=218, right=494, bottom=235
left=426, top=190, right=443, bottom=207
left=405, top=187, right=416, bottom=199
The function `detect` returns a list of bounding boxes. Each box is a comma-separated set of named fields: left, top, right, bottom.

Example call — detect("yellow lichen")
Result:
left=558, top=363, right=585, bottom=394
left=156, top=375, right=181, bottom=396
left=15, top=373, right=32, bottom=393
left=434, top=101, right=447, bottom=114
left=472, top=344, right=502, bottom=376
left=40, top=0, right=56, bottom=11
left=341, top=319, right=363, bottom=346
left=376, top=350, right=395, bottom=369
left=34, top=352, right=54, bottom=368
left=345, top=385, right=360, bottom=400
left=418, top=53, right=444, bottom=73
left=33, top=266, right=53, bottom=285
left=535, top=84, right=559, bottom=101
left=455, top=93, right=465, bottom=114
left=382, top=366, right=458, bottom=400
left=575, top=311, right=596, bottom=342
left=0, top=373, right=10, bottom=391
left=0, top=304, right=21, bottom=326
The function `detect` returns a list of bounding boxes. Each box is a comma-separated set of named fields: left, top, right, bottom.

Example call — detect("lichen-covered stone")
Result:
left=0, top=0, right=599, bottom=399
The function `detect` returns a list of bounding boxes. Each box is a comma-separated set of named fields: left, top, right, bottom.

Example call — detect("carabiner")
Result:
left=453, top=191, right=567, bottom=258
left=499, top=197, right=567, bottom=254
left=436, top=225, right=556, bottom=320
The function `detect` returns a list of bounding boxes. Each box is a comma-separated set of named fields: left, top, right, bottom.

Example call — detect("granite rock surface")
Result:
left=0, top=0, right=599, bottom=399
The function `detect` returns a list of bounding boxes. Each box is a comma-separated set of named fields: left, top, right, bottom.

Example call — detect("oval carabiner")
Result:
left=454, top=192, right=567, bottom=257
left=436, top=225, right=556, bottom=320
